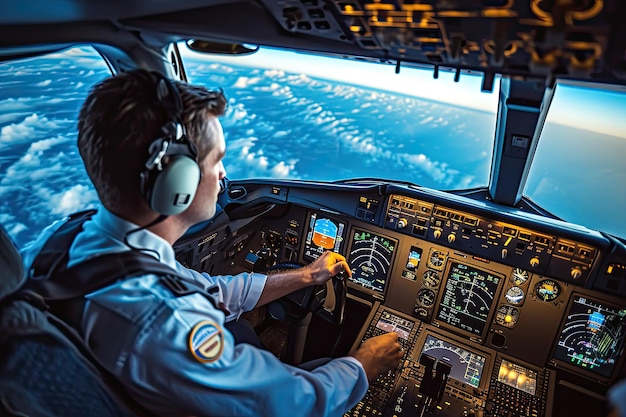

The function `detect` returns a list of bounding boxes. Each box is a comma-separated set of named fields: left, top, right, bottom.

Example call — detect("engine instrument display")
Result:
left=553, top=295, right=626, bottom=379
left=347, top=229, right=397, bottom=294
left=435, top=262, right=502, bottom=337
left=421, top=333, right=487, bottom=389
left=497, top=359, right=538, bottom=395
left=303, top=212, right=346, bottom=261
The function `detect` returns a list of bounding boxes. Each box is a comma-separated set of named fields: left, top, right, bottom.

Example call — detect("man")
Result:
left=23, top=69, right=402, bottom=416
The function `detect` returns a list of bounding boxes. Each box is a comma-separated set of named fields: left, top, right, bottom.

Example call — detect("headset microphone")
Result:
left=140, top=74, right=201, bottom=216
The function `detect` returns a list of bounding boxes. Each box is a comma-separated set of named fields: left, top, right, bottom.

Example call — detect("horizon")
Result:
left=182, top=45, right=626, bottom=139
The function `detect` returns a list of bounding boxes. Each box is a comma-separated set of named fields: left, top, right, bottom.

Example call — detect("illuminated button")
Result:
left=570, top=267, right=582, bottom=279
left=529, top=257, right=540, bottom=268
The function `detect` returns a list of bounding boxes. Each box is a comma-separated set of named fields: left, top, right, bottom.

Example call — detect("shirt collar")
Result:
left=88, top=207, right=178, bottom=269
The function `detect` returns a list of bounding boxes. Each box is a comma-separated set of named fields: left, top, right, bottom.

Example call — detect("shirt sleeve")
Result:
left=176, top=264, right=267, bottom=319
left=94, top=282, right=368, bottom=417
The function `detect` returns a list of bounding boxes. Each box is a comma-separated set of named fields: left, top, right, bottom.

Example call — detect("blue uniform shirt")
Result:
left=22, top=207, right=368, bottom=417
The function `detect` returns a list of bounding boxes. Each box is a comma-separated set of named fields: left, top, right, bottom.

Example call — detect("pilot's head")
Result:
left=77, top=69, right=227, bottom=223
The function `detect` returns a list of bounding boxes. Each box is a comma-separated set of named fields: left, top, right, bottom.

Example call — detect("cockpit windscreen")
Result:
left=553, top=295, right=626, bottom=379
left=435, top=262, right=502, bottom=337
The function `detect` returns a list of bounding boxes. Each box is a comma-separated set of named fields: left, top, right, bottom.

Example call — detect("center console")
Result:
left=345, top=304, right=555, bottom=417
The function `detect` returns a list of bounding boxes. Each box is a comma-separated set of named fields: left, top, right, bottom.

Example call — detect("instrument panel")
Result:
left=175, top=180, right=626, bottom=416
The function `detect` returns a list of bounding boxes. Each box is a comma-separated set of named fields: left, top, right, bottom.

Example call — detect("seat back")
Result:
left=0, top=225, right=140, bottom=417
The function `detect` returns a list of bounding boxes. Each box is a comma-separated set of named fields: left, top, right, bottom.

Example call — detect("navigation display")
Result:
left=435, top=262, right=502, bottom=337
left=553, top=295, right=626, bottom=379
left=303, top=212, right=346, bottom=261
left=347, top=229, right=397, bottom=294
left=421, top=334, right=486, bottom=388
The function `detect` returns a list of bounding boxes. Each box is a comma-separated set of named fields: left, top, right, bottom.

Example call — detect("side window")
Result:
left=0, top=46, right=111, bottom=248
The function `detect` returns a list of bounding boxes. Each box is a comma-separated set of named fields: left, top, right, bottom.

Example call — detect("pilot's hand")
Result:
left=351, top=332, right=403, bottom=382
left=305, top=251, right=351, bottom=286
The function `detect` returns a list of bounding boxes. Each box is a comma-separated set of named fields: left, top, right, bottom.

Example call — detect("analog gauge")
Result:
left=414, top=307, right=429, bottom=318
left=422, top=270, right=441, bottom=288
left=511, top=268, right=529, bottom=286
left=535, top=279, right=561, bottom=302
left=416, top=288, right=436, bottom=307
left=505, top=286, right=525, bottom=305
left=495, top=305, right=520, bottom=327
left=427, top=250, right=446, bottom=270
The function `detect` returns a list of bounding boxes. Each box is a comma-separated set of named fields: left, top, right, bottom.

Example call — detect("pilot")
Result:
left=21, top=69, right=402, bottom=417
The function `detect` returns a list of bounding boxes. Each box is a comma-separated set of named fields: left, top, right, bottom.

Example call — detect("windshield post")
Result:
left=488, top=78, right=552, bottom=206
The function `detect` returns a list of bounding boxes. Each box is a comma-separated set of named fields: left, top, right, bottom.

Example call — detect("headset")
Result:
left=140, top=73, right=201, bottom=216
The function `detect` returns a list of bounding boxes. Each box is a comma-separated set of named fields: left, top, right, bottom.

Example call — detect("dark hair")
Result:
left=77, top=69, right=227, bottom=213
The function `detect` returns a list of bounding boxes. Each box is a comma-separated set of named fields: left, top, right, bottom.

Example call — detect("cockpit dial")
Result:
left=495, top=305, right=520, bottom=327
left=505, top=286, right=524, bottom=305
left=535, top=279, right=561, bottom=302
left=422, top=270, right=441, bottom=288
left=511, top=268, right=529, bottom=286
left=416, top=288, right=436, bottom=307
left=427, top=249, right=447, bottom=270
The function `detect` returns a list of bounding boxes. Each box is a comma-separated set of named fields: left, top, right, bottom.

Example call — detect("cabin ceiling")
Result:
left=1, top=0, right=625, bottom=87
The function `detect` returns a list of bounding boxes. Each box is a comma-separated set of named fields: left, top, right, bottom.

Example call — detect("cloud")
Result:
left=50, top=184, right=98, bottom=215
left=0, top=113, right=71, bottom=145
left=0, top=97, right=33, bottom=112
left=36, top=79, right=52, bottom=87
left=224, top=136, right=299, bottom=179
left=233, top=76, right=262, bottom=88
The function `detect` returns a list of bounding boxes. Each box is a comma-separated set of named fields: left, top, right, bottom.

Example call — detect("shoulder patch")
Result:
left=188, top=320, right=224, bottom=363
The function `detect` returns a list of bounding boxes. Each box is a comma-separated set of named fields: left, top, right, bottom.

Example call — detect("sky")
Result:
left=182, top=46, right=626, bottom=139
left=1, top=44, right=625, bottom=246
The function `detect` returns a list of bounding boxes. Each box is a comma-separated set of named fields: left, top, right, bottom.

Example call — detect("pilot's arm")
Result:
left=179, top=251, right=349, bottom=320
left=82, top=273, right=368, bottom=417
left=255, top=251, right=350, bottom=307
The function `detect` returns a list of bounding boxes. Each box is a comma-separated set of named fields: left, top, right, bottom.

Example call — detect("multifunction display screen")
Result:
left=347, top=229, right=397, bottom=294
left=303, top=212, right=346, bottom=261
left=497, top=359, right=538, bottom=395
left=421, top=334, right=486, bottom=388
left=553, top=295, right=626, bottom=379
left=375, top=310, right=415, bottom=341
left=436, top=262, right=502, bottom=336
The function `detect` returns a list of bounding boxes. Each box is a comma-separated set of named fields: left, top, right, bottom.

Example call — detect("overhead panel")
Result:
left=264, top=0, right=625, bottom=86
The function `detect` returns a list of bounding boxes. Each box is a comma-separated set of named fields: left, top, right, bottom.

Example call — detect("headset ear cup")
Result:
left=146, top=155, right=201, bottom=215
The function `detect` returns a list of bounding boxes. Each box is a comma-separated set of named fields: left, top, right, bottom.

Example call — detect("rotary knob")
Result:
left=570, top=267, right=583, bottom=280
left=529, top=257, right=540, bottom=268
left=447, top=233, right=456, bottom=243
left=397, top=218, right=408, bottom=229
left=433, top=229, right=442, bottom=239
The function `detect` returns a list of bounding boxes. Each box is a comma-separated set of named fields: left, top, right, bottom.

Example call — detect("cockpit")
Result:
left=1, top=1, right=626, bottom=416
